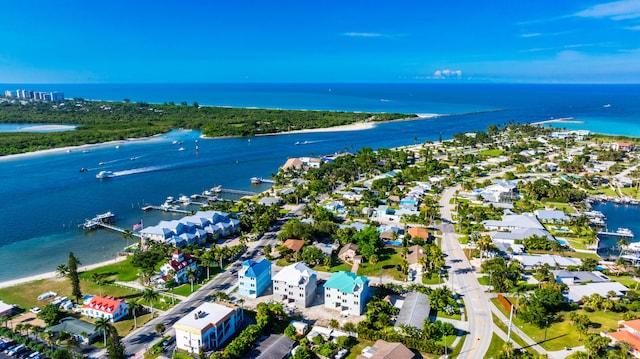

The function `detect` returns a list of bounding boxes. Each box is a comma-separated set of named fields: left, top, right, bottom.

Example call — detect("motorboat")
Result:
left=79, top=168, right=88, bottom=173
left=96, top=170, right=114, bottom=179
left=250, top=177, right=263, bottom=184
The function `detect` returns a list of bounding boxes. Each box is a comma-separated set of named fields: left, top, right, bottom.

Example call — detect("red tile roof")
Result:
left=610, top=330, right=640, bottom=353
left=623, top=319, right=640, bottom=333
left=83, top=296, right=125, bottom=314
left=168, top=253, right=196, bottom=272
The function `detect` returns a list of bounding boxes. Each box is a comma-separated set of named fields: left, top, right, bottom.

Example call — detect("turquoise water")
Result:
left=0, top=123, right=76, bottom=132
left=0, top=83, right=639, bottom=281
left=594, top=202, right=640, bottom=257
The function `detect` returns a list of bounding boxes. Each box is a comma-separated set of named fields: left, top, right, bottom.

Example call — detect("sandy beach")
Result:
left=0, top=255, right=128, bottom=290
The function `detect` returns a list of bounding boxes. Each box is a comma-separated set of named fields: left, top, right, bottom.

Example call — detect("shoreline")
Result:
left=0, top=255, right=128, bottom=290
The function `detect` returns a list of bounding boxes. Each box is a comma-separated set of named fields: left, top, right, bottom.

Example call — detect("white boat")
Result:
left=250, top=177, right=263, bottom=184
left=96, top=170, right=114, bottom=179
left=603, top=104, right=611, bottom=108
left=617, top=228, right=634, bottom=237
left=178, top=147, right=185, bottom=151
left=178, top=195, right=191, bottom=205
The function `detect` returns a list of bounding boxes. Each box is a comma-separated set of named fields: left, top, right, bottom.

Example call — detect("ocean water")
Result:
left=594, top=202, right=640, bottom=257
left=0, top=83, right=639, bottom=281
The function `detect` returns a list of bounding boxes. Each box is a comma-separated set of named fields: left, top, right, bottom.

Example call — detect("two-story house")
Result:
left=272, top=262, right=317, bottom=308
left=159, top=251, right=198, bottom=284
left=81, top=295, right=128, bottom=322
left=324, top=271, right=370, bottom=316
left=173, top=302, right=243, bottom=353
left=238, top=259, right=272, bottom=298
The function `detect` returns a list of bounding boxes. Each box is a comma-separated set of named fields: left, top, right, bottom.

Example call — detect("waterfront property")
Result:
left=564, top=282, right=629, bottom=303
left=238, top=259, right=272, bottom=298
left=551, top=270, right=610, bottom=285
left=140, top=210, right=240, bottom=247
left=173, top=302, right=243, bottom=353
left=158, top=251, right=198, bottom=285
left=272, top=262, right=317, bottom=309
left=81, top=295, right=128, bottom=322
left=324, top=271, right=370, bottom=316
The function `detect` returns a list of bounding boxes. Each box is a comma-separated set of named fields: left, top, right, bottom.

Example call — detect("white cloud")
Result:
left=521, top=33, right=541, bottom=38
left=343, top=32, right=383, bottom=38
left=574, top=0, right=640, bottom=20
left=433, top=69, right=462, bottom=79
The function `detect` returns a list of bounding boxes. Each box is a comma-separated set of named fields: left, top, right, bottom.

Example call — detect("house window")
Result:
left=354, top=301, right=358, bottom=305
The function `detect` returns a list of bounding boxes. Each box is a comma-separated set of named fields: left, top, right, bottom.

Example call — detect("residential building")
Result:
left=282, top=239, right=305, bottom=253
left=173, top=302, right=243, bottom=353
left=324, top=271, right=370, bottom=316
left=239, top=259, right=272, bottom=298
left=482, top=213, right=544, bottom=231
left=272, top=262, right=317, bottom=308
left=140, top=210, right=239, bottom=246
left=407, top=227, right=429, bottom=241
left=513, top=254, right=582, bottom=270
left=357, top=340, right=415, bottom=359
left=48, top=317, right=100, bottom=344
left=564, top=282, right=629, bottom=303
left=407, top=245, right=427, bottom=275
left=551, top=270, right=610, bottom=285
left=338, top=244, right=359, bottom=263
left=534, top=209, right=569, bottom=223
left=607, top=319, right=640, bottom=358
left=159, top=251, right=198, bottom=284
left=245, top=334, right=295, bottom=359
left=395, top=292, right=430, bottom=329
left=81, top=295, right=128, bottom=322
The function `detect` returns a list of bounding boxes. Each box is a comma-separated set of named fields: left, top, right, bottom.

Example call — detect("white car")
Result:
left=335, top=349, right=349, bottom=359
left=29, top=307, right=41, bottom=314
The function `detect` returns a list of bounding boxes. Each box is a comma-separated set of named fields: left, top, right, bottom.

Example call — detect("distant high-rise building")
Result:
left=51, top=92, right=64, bottom=101
left=4, top=90, right=14, bottom=97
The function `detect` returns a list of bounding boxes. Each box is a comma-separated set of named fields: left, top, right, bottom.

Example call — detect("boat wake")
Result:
left=112, top=165, right=172, bottom=177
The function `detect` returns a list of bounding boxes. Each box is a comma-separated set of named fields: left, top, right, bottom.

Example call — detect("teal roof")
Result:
left=242, top=259, right=271, bottom=278
left=324, top=271, right=369, bottom=294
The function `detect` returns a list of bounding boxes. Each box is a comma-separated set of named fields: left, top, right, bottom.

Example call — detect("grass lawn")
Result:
left=562, top=237, right=588, bottom=250
left=478, top=149, right=504, bottom=157
left=620, top=187, right=640, bottom=199
left=458, top=236, right=469, bottom=245
left=173, top=283, right=203, bottom=297
left=491, top=313, right=531, bottom=353
left=542, top=202, right=576, bottom=214
left=422, top=274, right=442, bottom=285
left=437, top=311, right=462, bottom=321
left=314, top=262, right=353, bottom=273
left=477, top=276, right=490, bottom=286
left=450, top=332, right=466, bottom=358
left=490, top=298, right=622, bottom=351
left=611, top=275, right=639, bottom=288
left=79, top=256, right=139, bottom=282
left=357, top=247, right=404, bottom=280
left=484, top=333, right=506, bottom=359
left=0, top=277, right=141, bottom=311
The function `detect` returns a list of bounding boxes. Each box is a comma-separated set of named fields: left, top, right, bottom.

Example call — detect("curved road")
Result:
left=438, top=186, right=493, bottom=359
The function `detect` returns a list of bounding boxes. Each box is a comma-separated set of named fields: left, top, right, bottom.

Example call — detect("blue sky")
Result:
left=1, top=0, right=640, bottom=83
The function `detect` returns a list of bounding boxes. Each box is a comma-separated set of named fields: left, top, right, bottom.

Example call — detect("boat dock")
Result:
left=597, top=228, right=635, bottom=239
left=142, top=205, right=191, bottom=214
left=80, top=212, right=116, bottom=230
left=96, top=222, right=142, bottom=238
left=216, top=187, right=259, bottom=196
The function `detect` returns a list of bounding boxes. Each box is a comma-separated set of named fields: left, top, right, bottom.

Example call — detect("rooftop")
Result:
left=325, top=271, right=368, bottom=294
left=273, top=262, right=316, bottom=286
left=174, top=302, right=237, bottom=331
left=395, top=292, right=430, bottom=329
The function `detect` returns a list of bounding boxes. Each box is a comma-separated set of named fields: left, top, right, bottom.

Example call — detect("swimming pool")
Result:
left=385, top=240, right=402, bottom=246
left=556, top=239, right=568, bottom=246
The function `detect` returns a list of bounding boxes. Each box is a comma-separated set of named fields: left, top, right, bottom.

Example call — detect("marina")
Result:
left=80, top=211, right=116, bottom=230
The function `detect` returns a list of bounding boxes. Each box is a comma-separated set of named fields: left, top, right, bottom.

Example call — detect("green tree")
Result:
left=106, top=326, right=126, bottom=359
left=186, top=267, right=198, bottom=293
left=94, top=317, right=111, bottom=346
left=584, top=333, right=610, bottom=358
left=56, top=263, right=68, bottom=278
left=142, top=288, right=159, bottom=316
left=67, top=252, right=82, bottom=302
left=154, top=323, right=165, bottom=335
left=37, top=304, right=62, bottom=326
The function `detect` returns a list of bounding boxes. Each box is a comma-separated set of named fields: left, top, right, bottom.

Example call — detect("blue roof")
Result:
left=324, top=271, right=368, bottom=294
left=242, top=259, right=271, bottom=278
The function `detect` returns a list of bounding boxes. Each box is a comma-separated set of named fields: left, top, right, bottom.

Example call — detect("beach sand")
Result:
left=0, top=255, right=128, bottom=289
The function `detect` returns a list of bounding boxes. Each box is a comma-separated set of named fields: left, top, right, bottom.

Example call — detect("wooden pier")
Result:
left=597, top=229, right=634, bottom=238
left=97, top=223, right=142, bottom=238
left=142, top=205, right=191, bottom=214
left=217, top=187, right=259, bottom=196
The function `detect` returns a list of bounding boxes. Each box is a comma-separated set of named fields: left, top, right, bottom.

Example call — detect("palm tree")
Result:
left=186, top=267, right=198, bottom=293
left=128, top=302, right=143, bottom=329
left=201, top=250, right=214, bottom=280
left=165, top=279, right=177, bottom=304
left=94, top=317, right=111, bottom=346
left=56, top=263, right=69, bottom=277
left=122, top=229, right=135, bottom=249
left=142, top=288, right=159, bottom=317
left=0, top=315, right=9, bottom=329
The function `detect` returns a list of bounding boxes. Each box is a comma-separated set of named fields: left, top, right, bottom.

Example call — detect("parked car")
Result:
left=0, top=341, right=16, bottom=351
left=335, top=349, right=349, bottom=359
left=29, top=307, right=41, bottom=314
left=17, top=349, right=33, bottom=359
left=4, top=344, right=21, bottom=354
left=7, top=345, right=25, bottom=356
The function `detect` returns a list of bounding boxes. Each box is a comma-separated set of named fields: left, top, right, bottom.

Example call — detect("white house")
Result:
left=272, top=262, right=317, bottom=308
left=81, top=296, right=128, bottom=322
left=173, top=302, right=243, bottom=353
left=324, top=271, right=370, bottom=316
left=159, top=251, right=198, bottom=284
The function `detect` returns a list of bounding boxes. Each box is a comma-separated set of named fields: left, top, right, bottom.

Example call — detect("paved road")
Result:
left=438, top=186, right=493, bottom=359
left=88, top=215, right=284, bottom=358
